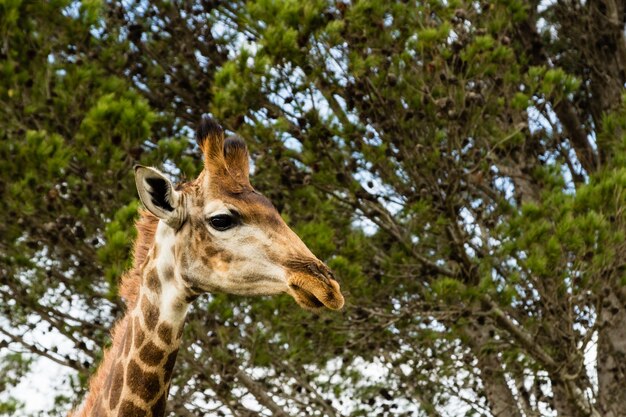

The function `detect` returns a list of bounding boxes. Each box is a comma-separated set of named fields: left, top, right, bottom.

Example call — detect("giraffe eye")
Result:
left=208, top=214, right=237, bottom=231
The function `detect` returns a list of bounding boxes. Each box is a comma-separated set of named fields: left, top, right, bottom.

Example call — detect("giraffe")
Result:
left=69, top=117, right=344, bottom=417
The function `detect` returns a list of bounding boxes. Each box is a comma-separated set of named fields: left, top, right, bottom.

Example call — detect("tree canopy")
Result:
left=1, top=0, right=626, bottom=416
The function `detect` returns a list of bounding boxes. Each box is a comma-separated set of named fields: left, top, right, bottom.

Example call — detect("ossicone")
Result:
left=223, top=136, right=250, bottom=182
left=196, top=115, right=225, bottom=162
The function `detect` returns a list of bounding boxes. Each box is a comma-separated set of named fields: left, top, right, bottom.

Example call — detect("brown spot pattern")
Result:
left=157, top=323, right=172, bottom=344
left=162, top=266, right=175, bottom=281
left=139, top=341, right=165, bottom=366
left=151, top=392, right=167, bottom=417
left=118, top=400, right=147, bottom=417
left=108, top=361, right=125, bottom=409
left=134, top=317, right=145, bottom=348
left=141, top=295, right=159, bottom=330
left=145, top=269, right=161, bottom=294
left=163, top=349, right=179, bottom=382
left=204, top=245, right=221, bottom=258
left=127, top=359, right=161, bottom=402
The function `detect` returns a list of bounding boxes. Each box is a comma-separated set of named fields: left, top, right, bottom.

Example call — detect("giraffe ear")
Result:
left=135, top=166, right=184, bottom=228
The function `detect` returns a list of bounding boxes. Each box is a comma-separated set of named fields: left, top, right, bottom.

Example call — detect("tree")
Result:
left=0, top=0, right=165, bottom=411
left=1, top=0, right=625, bottom=416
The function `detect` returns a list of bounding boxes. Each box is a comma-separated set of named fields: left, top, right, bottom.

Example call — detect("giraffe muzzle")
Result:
left=286, top=262, right=345, bottom=311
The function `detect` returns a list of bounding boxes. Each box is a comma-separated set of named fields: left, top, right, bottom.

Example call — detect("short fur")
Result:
left=120, top=210, right=159, bottom=310
left=69, top=211, right=159, bottom=417
left=196, top=115, right=225, bottom=163
left=70, top=118, right=344, bottom=417
left=223, top=136, right=251, bottom=184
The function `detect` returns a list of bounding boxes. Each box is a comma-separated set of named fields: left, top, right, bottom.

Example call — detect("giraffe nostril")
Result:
left=288, top=259, right=336, bottom=285
left=325, top=267, right=337, bottom=282
left=306, top=263, right=320, bottom=274
left=306, top=263, right=336, bottom=285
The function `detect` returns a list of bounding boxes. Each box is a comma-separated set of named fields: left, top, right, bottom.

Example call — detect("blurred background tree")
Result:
left=1, top=0, right=625, bottom=416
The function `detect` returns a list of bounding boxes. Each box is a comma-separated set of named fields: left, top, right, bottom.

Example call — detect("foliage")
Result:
left=1, top=0, right=625, bottom=416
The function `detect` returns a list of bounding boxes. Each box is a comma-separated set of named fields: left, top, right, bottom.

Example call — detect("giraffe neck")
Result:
left=96, top=222, right=191, bottom=417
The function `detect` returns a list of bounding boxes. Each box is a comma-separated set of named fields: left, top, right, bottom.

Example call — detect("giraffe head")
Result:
left=134, top=117, right=344, bottom=311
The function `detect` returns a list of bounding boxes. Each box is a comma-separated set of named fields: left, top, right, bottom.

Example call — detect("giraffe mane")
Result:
left=119, top=209, right=159, bottom=310
left=69, top=209, right=159, bottom=417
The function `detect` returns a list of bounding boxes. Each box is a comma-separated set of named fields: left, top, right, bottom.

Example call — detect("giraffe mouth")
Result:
left=287, top=276, right=344, bottom=311
left=289, top=284, right=326, bottom=310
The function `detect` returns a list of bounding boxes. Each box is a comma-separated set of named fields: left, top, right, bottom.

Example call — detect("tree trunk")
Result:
left=551, top=381, right=587, bottom=417
left=596, top=290, right=626, bottom=417
left=464, top=324, right=522, bottom=417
